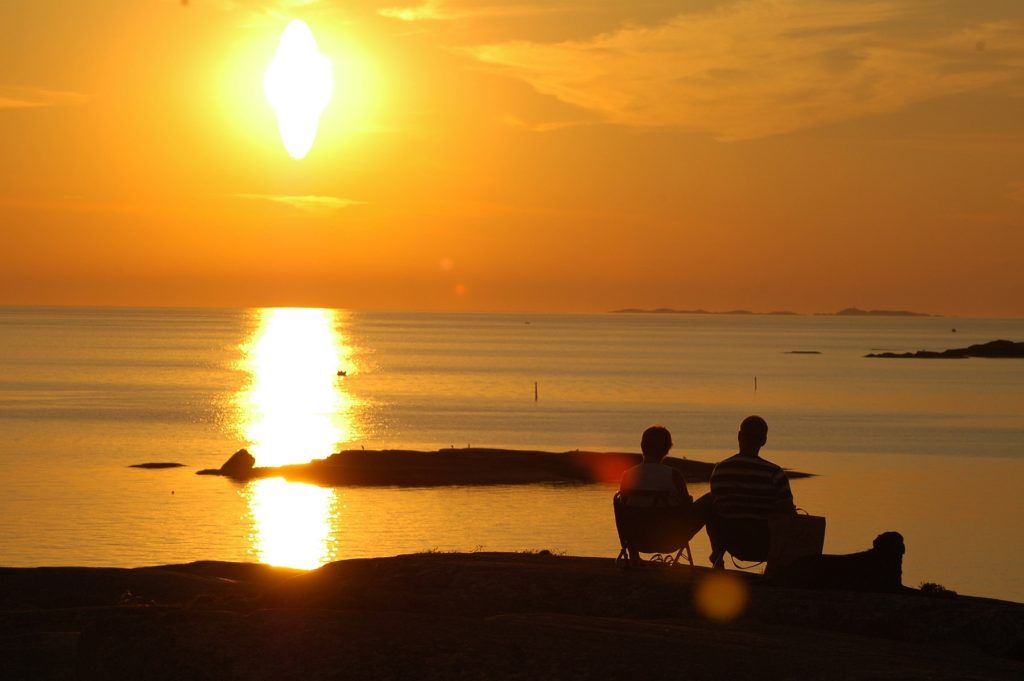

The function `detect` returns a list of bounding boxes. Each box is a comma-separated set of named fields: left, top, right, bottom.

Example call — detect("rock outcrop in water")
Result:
left=866, top=339, right=1024, bottom=359
left=196, top=448, right=813, bottom=487
left=210, top=448, right=256, bottom=477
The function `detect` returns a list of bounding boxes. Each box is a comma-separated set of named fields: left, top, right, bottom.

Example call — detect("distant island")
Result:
left=612, top=307, right=935, bottom=317
left=866, top=339, right=1024, bottom=359
left=196, top=447, right=812, bottom=487
left=612, top=308, right=798, bottom=315
left=828, top=307, right=935, bottom=317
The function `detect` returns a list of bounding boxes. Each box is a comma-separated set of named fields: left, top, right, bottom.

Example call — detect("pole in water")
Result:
left=754, top=376, right=758, bottom=392
left=534, top=381, right=538, bottom=401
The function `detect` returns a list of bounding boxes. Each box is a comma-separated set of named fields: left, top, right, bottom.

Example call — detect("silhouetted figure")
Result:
left=769, top=532, right=910, bottom=593
left=707, top=416, right=795, bottom=567
left=616, top=425, right=711, bottom=565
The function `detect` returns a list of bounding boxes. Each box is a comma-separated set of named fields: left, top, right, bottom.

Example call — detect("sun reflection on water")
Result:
left=239, top=307, right=357, bottom=467
left=243, top=478, right=340, bottom=569
left=237, top=308, right=357, bottom=569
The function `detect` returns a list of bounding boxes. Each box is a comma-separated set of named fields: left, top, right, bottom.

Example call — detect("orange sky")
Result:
left=2, top=0, right=1023, bottom=315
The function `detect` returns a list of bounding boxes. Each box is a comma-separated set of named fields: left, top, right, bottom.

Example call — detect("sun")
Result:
left=264, top=20, right=333, bottom=160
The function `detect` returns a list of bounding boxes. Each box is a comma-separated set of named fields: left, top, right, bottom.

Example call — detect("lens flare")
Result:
left=693, top=571, right=750, bottom=623
left=264, top=20, right=333, bottom=159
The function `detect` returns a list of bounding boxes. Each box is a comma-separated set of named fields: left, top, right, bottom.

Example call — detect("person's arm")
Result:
left=772, top=467, right=796, bottom=512
left=619, top=466, right=636, bottom=494
left=671, top=469, right=693, bottom=503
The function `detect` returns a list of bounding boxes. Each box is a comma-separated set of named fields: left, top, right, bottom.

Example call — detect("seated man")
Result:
left=708, top=415, right=795, bottom=567
left=617, top=425, right=711, bottom=564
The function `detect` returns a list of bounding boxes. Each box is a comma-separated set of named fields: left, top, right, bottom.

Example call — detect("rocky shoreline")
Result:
left=866, top=339, right=1024, bottom=359
left=1, top=553, right=1020, bottom=680
left=193, top=447, right=814, bottom=487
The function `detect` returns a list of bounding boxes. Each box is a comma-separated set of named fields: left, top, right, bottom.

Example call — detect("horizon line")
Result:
left=1, top=302, right=1022, bottom=320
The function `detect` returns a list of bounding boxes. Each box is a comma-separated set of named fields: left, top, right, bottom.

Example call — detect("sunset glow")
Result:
left=3, top=4, right=1024, bottom=670
left=2, top=2, right=1023, bottom=314
left=264, top=20, right=333, bottom=159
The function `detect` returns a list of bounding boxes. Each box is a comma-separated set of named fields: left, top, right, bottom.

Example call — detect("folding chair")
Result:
left=707, top=516, right=771, bottom=569
left=613, top=490, right=698, bottom=568
left=709, top=511, right=826, bottom=573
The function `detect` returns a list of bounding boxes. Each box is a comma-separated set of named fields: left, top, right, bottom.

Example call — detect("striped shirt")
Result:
left=710, top=453, right=795, bottom=520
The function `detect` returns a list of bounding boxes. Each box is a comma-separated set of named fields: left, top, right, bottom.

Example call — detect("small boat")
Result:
left=336, top=370, right=347, bottom=377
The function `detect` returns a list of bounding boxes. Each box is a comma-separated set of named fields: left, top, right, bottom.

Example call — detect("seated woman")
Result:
left=616, top=425, right=711, bottom=565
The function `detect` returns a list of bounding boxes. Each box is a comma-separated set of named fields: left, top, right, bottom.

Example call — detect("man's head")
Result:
left=738, top=415, right=768, bottom=454
left=640, top=425, right=673, bottom=462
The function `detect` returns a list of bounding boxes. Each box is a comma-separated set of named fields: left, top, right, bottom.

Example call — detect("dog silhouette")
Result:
left=770, top=531, right=909, bottom=593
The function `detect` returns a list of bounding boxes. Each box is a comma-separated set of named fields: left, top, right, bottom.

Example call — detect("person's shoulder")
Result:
left=714, top=453, right=782, bottom=473
left=620, top=462, right=646, bottom=477
left=711, top=454, right=738, bottom=480
left=631, top=461, right=677, bottom=471
left=756, top=455, right=785, bottom=471
left=622, top=462, right=680, bottom=491
left=713, top=452, right=746, bottom=469
left=639, top=462, right=677, bottom=479
left=619, top=463, right=642, bottom=487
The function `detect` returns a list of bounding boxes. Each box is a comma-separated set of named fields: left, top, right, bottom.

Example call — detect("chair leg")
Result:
left=683, top=542, right=694, bottom=566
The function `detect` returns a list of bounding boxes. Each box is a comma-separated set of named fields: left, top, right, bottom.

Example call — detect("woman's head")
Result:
left=640, top=425, right=673, bottom=462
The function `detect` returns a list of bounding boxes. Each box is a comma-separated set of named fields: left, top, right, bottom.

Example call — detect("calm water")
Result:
left=0, top=307, right=1021, bottom=601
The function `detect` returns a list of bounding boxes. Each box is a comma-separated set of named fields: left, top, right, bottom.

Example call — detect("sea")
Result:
left=0, top=306, right=1021, bottom=602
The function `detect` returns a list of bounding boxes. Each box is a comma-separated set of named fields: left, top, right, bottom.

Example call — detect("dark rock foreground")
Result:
left=0, top=553, right=1020, bottom=680
left=196, top=448, right=812, bottom=486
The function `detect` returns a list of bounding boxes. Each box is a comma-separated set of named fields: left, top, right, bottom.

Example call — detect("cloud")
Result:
left=222, top=0, right=322, bottom=9
left=0, top=87, right=87, bottom=109
left=465, top=0, right=1024, bottom=140
left=218, top=0, right=333, bottom=27
left=234, top=194, right=364, bottom=214
left=379, top=1, right=446, bottom=21
left=379, top=1, right=562, bottom=22
left=499, top=114, right=594, bottom=133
